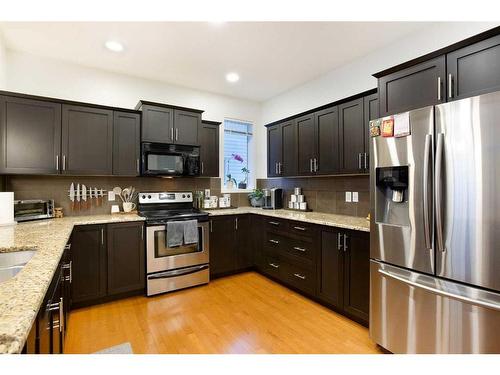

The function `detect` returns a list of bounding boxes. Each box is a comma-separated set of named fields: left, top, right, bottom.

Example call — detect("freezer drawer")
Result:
left=370, top=260, right=500, bottom=353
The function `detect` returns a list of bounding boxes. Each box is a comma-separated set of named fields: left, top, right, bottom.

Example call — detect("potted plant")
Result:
left=238, top=167, right=250, bottom=189
left=225, top=153, right=243, bottom=189
left=248, top=189, right=264, bottom=207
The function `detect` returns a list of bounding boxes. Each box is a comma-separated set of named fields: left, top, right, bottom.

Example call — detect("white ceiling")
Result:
left=0, top=22, right=436, bottom=102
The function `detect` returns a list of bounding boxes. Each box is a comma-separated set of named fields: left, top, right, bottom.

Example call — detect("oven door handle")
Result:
left=148, top=264, right=209, bottom=280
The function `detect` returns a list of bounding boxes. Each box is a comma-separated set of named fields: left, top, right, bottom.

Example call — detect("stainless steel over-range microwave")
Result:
left=140, top=142, right=200, bottom=177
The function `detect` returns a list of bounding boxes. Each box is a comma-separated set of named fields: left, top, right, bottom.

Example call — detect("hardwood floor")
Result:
left=64, top=272, right=383, bottom=354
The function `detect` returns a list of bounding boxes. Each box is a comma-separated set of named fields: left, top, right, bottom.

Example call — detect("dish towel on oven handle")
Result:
left=183, top=219, right=199, bottom=245
left=166, top=221, right=184, bottom=247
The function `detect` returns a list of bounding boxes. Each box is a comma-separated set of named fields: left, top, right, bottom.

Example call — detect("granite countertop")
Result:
left=0, top=214, right=145, bottom=354
left=203, top=207, right=370, bottom=232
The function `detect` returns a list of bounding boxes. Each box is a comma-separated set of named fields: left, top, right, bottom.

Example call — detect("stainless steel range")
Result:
left=138, top=191, right=210, bottom=296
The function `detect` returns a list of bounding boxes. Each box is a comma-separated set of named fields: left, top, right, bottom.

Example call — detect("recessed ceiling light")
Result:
left=104, top=40, right=124, bottom=53
left=226, top=72, right=240, bottom=83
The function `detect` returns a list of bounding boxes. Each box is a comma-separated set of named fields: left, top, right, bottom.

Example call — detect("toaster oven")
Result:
left=14, top=199, right=55, bottom=222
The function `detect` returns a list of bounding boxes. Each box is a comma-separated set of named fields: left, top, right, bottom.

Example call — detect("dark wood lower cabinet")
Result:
left=107, top=222, right=145, bottom=295
left=71, top=225, right=107, bottom=305
left=317, top=229, right=344, bottom=310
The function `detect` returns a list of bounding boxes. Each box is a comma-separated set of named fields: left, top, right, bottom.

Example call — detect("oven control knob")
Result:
left=148, top=195, right=152, bottom=199
left=142, top=195, right=146, bottom=200
left=182, top=194, right=186, bottom=198
left=187, top=194, right=191, bottom=198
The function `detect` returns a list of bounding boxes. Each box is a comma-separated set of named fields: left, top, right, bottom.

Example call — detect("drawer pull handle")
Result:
left=269, top=239, right=280, bottom=244
left=269, top=221, right=280, bottom=226
left=293, top=226, right=306, bottom=231
left=294, top=273, right=306, bottom=280
left=269, top=263, right=280, bottom=269
left=293, top=246, right=306, bottom=252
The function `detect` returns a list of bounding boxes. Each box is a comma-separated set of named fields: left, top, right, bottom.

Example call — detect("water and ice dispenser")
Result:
left=375, top=166, right=409, bottom=226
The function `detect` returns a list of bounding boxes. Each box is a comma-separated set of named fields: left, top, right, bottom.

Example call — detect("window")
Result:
left=223, top=119, right=253, bottom=190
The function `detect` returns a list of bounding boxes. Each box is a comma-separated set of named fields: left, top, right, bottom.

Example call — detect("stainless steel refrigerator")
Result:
left=369, top=90, right=500, bottom=354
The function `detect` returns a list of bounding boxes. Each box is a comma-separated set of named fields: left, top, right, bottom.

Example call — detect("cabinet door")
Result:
left=113, top=111, right=141, bottom=176
left=199, top=122, right=220, bottom=177
left=315, top=106, right=339, bottom=175
left=250, top=215, right=264, bottom=269
left=0, top=96, right=61, bottom=174
left=363, top=93, right=379, bottom=171
left=235, top=215, right=252, bottom=270
left=141, top=104, right=174, bottom=143
left=378, top=55, right=446, bottom=116
left=339, top=98, right=365, bottom=173
left=209, top=216, right=236, bottom=277
left=174, top=109, right=200, bottom=146
left=107, top=222, right=145, bottom=295
left=62, top=105, right=113, bottom=175
left=71, top=225, right=107, bottom=305
left=267, top=124, right=282, bottom=177
left=280, top=120, right=297, bottom=176
left=343, top=230, right=370, bottom=324
left=317, top=230, right=344, bottom=309
left=447, top=34, right=500, bottom=101
left=296, top=114, right=316, bottom=175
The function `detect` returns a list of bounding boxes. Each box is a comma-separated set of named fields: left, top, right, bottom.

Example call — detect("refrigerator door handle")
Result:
left=435, top=133, right=445, bottom=252
left=378, top=268, right=500, bottom=312
left=423, top=134, right=432, bottom=250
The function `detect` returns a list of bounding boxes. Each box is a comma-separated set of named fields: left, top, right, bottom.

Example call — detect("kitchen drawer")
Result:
left=260, top=254, right=282, bottom=279
left=264, top=231, right=287, bottom=254
left=282, top=261, right=315, bottom=295
left=283, top=236, right=315, bottom=264
left=264, top=217, right=288, bottom=233
left=288, top=221, right=315, bottom=238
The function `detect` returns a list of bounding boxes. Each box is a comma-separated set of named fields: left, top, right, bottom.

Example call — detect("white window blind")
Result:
left=224, top=119, right=253, bottom=188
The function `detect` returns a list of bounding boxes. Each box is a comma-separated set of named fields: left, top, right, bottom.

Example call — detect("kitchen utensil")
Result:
left=82, top=185, right=87, bottom=210
left=113, top=187, right=123, bottom=202
left=122, top=187, right=130, bottom=202
left=76, top=183, right=80, bottom=210
left=69, top=183, right=75, bottom=211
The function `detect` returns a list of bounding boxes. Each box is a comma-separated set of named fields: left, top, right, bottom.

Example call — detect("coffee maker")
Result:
left=262, top=188, right=283, bottom=209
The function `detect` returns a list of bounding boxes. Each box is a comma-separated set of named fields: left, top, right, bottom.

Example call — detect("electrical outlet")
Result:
left=352, top=192, right=359, bottom=202
left=108, top=191, right=115, bottom=201
left=345, top=191, right=352, bottom=203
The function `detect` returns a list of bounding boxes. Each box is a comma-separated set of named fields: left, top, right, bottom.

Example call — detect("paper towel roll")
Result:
left=0, top=192, right=16, bottom=226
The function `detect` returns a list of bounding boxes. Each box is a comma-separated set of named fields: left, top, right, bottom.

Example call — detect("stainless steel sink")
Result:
left=0, top=250, right=36, bottom=283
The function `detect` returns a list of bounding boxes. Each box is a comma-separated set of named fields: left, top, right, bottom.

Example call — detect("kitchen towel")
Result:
left=166, top=221, right=184, bottom=248
left=183, top=220, right=199, bottom=245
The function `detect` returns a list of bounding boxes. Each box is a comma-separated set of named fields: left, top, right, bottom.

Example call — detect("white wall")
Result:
left=4, top=50, right=265, bottom=183
left=0, top=32, right=6, bottom=89
left=262, top=22, right=500, bottom=124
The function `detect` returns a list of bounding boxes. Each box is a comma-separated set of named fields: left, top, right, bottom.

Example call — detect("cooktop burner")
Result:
left=137, top=191, right=208, bottom=225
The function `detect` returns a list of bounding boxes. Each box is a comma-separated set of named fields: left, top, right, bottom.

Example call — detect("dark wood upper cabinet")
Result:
left=107, top=222, right=145, bottom=296
left=173, top=109, right=200, bottom=146
left=378, top=55, right=446, bottom=116
left=61, top=105, right=113, bottom=175
left=141, top=104, right=174, bottom=143
left=343, top=230, right=370, bottom=324
left=112, top=111, right=141, bottom=176
left=280, top=120, right=297, bottom=176
left=363, top=93, right=379, bottom=171
left=447, top=34, right=500, bottom=101
left=267, top=124, right=282, bottom=177
left=199, top=120, right=220, bottom=177
left=71, top=225, right=107, bottom=305
left=315, top=106, right=339, bottom=175
left=317, top=229, right=344, bottom=309
left=296, top=114, right=316, bottom=176
left=0, top=96, right=61, bottom=174
left=339, top=98, right=365, bottom=173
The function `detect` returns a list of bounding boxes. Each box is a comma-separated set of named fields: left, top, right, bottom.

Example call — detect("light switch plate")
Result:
left=352, top=192, right=359, bottom=202
left=108, top=191, right=115, bottom=201
left=345, top=191, right=352, bottom=203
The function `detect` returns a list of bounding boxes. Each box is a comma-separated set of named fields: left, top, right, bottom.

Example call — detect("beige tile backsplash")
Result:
left=257, top=175, right=370, bottom=217
left=3, top=174, right=369, bottom=217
